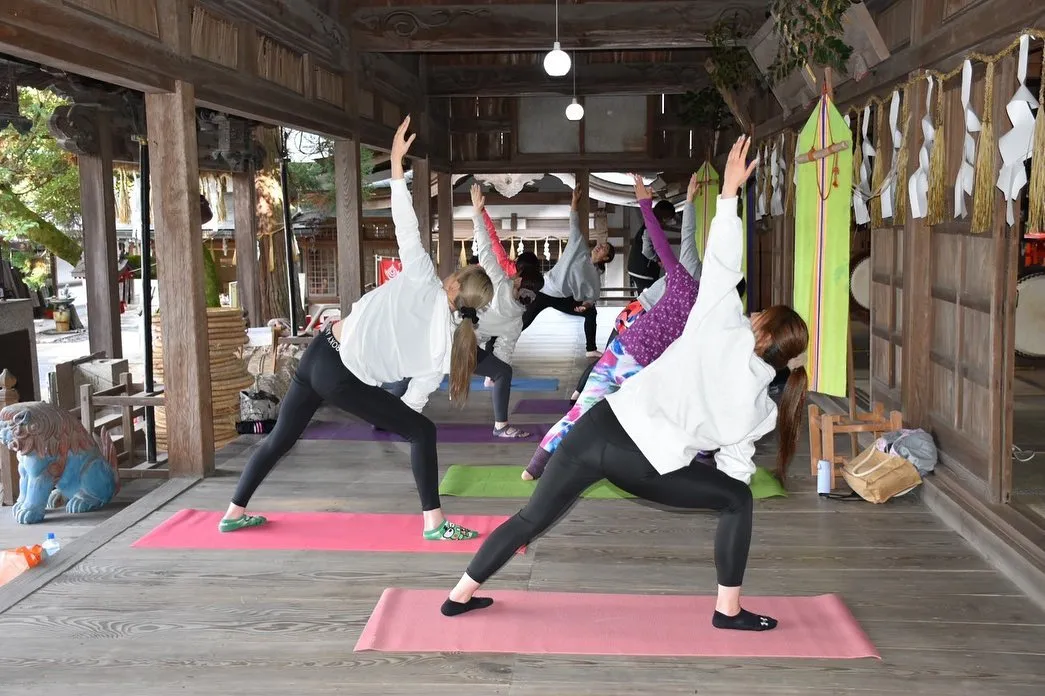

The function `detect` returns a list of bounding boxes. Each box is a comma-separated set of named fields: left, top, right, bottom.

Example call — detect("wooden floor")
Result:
left=2, top=309, right=1045, bottom=695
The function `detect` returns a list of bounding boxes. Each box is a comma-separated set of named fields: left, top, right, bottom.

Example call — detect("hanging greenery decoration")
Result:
left=767, top=0, right=854, bottom=84
left=704, top=13, right=762, bottom=92
left=678, top=86, right=735, bottom=132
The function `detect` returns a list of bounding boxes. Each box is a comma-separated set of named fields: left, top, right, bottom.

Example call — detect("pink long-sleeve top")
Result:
left=617, top=198, right=700, bottom=366
left=481, top=210, right=517, bottom=277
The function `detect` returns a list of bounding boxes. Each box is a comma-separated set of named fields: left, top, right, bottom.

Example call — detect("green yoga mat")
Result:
left=439, top=465, right=787, bottom=500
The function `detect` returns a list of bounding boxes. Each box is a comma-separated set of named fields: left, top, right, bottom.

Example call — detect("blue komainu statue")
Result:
left=0, top=401, right=120, bottom=525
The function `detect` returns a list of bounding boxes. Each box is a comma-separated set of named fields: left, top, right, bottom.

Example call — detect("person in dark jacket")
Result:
left=627, top=200, right=676, bottom=294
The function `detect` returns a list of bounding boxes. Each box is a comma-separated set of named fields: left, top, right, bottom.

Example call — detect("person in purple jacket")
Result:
left=523, top=172, right=705, bottom=480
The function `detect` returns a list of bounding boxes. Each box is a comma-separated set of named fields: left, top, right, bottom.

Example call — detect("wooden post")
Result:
left=576, top=169, right=591, bottom=242
left=0, top=370, right=19, bottom=506
left=78, top=108, right=123, bottom=359
left=437, top=172, right=455, bottom=278
left=334, top=136, right=365, bottom=313
left=900, top=73, right=932, bottom=429
left=145, top=81, right=215, bottom=477
left=413, top=157, right=432, bottom=252
left=232, top=168, right=262, bottom=326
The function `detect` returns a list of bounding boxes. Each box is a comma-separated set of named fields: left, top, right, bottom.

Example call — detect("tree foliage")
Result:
left=0, top=88, right=82, bottom=264
left=768, top=0, right=854, bottom=84
left=286, top=136, right=375, bottom=213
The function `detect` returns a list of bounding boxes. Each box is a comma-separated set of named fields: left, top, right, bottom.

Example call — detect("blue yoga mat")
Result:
left=438, top=376, right=560, bottom=392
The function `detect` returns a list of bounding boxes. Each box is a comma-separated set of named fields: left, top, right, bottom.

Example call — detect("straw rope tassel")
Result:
left=459, top=240, right=467, bottom=268
left=217, top=175, right=228, bottom=222
left=971, top=61, right=998, bottom=234
left=870, top=105, right=886, bottom=228
left=894, top=84, right=912, bottom=225
left=1028, top=49, right=1045, bottom=235
left=852, top=112, right=863, bottom=188
left=928, top=80, right=947, bottom=225
left=785, top=132, right=797, bottom=217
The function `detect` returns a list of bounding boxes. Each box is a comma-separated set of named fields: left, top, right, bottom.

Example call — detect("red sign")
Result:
left=377, top=257, right=403, bottom=286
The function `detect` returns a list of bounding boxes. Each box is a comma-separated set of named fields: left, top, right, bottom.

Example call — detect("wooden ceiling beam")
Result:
left=428, top=58, right=711, bottom=97
left=352, top=2, right=767, bottom=52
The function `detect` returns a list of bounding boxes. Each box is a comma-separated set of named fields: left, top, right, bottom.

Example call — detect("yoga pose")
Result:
left=442, top=137, right=809, bottom=631
left=626, top=198, right=675, bottom=293
left=478, top=205, right=541, bottom=278
left=523, top=173, right=702, bottom=480
left=570, top=172, right=706, bottom=400
left=384, top=184, right=541, bottom=439
left=521, top=188, right=614, bottom=356
left=219, top=117, right=494, bottom=541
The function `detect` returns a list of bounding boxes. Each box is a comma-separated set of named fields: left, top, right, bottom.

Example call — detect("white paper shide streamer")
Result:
left=880, top=90, right=902, bottom=219
left=854, top=105, right=875, bottom=224
left=909, top=76, right=936, bottom=219
left=755, top=144, right=766, bottom=219
left=996, top=34, right=1040, bottom=226
left=955, top=59, right=981, bottom=218
left=769, top=140, right=783, bottom=217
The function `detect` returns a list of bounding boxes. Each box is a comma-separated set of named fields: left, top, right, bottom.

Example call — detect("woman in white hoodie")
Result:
left=520, top=188, right=615, bottom=356
left=219, top=117, right=495, bottom=542
left=440, top=137, right=810, bottom=631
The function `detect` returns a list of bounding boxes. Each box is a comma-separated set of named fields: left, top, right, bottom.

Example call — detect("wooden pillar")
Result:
left=900, top=74, right=932, bottom=428
left=232, top=169, right=261, bottom=326
left=0, top=369, right=19, bottom=506
left=335, top=136, right=365, bottom=313
left=437, top=172, right=454, bottom=277
left=413, top=157, right=432, bottom=252
left=78, top=108, right=122, bottom=359
left=145, top=81, right=214, bottom=477
left=576, top=169, right=591, bottom=241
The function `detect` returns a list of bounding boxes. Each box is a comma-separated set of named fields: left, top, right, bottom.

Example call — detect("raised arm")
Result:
left=390, top=116, right=438, bottom=283
left=470, top=184, right=509, bottom=287
left=481, top=208, right=516, bottom=276
left=633, top=175, right=680, bottom=275
left=679, top=174, right=702, bottom=278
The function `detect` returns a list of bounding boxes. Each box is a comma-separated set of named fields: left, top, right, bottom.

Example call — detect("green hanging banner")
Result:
left=793, top=95, right=853, bottom=398
left=692, top=161, right=721, bottom=260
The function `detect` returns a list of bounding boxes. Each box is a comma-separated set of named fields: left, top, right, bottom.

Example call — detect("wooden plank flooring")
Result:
left=2, top=309, right=1045, bottom=695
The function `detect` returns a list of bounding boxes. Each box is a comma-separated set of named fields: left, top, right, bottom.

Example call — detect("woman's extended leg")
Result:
left=222, top=375, right=323, bottom=530
left=444, top=447, right=603, bottom=615
left=524, top=337, right=640, bottom=479
left=473, top=347, right=528, bottom=438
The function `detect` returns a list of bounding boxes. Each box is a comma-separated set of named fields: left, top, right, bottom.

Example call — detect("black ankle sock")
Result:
left=441, top=596, right=494, bottom=617
left=712, top=608, right=778, bottom=631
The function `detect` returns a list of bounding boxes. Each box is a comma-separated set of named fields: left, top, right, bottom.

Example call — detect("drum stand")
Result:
left=808, top=323, right=903, bottom=490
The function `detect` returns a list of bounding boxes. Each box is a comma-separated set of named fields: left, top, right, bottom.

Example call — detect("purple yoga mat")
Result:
left=513, top=398, right=573, bottom=415
left=303, top=421, right=551, bottom=443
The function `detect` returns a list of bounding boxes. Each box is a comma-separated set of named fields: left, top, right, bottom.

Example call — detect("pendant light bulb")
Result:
left=544, top=42, right=571, bottom=77
left=565, top=98, right=584, bottom=121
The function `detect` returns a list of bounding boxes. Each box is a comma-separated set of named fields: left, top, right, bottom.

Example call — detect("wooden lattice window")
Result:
left=305, top=245, right=338, bottom=298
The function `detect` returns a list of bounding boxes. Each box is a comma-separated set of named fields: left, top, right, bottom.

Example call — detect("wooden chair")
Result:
left=808, top=401, right=903, bottom=490
left=78, top=374, right=167, bottom=480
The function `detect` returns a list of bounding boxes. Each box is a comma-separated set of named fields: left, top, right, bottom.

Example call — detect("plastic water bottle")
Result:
left=42, top=533, right=61, bottom=558
left=817, top=460, right=832, bottom=495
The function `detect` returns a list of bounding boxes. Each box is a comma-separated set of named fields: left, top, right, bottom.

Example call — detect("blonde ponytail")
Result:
left=447, top=265, right=494, bottom=405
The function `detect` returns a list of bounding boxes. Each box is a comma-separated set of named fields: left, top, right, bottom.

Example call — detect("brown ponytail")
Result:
left=775, top=365, right=808, bottom=484
left=751, top=305, right=810, bottom=487
left=446, top=265, right=494, bottom=406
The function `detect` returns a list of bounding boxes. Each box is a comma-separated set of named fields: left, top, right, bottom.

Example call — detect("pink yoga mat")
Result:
left=355, top=589, right=879, bottom=659
left=132, top=509, right=523, bottom=554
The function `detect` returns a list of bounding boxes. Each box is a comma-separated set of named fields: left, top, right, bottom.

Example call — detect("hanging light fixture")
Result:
left=543, top=0, right=571, bottom=77
left=565, top=53, right=584, bottom=121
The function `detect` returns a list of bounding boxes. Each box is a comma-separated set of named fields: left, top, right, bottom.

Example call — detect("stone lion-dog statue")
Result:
left=0, top=402, right=120, bottom=524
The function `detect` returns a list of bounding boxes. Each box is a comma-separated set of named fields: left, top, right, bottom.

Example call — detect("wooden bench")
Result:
left=808, top=401, right=903, bottom=490
left=78, top=374, right=167, bottom=480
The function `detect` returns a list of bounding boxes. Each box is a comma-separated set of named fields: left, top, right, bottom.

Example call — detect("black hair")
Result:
left=653, top=200, right=676, bottom=223
left=594, top=242, right=616, bottom=273
left=515, top=251, right=540, bottom=271
left=516, top=265, right=545, bottom=304
left=467, top=255, right=480, bottom=265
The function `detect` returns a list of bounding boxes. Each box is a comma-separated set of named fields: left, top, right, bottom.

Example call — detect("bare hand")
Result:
left=631, top=174, right=652, bottom=202
left=687, top=172, right=699, bottom=202
left=391, top=115, right=416, bottom=172
left=470, top=183, right=485, bottom=215
left=571, top=187, right=582, bottom=210
left=721, top=135, right=757, bottom=199
left=574, top=303, right=590, bottom=314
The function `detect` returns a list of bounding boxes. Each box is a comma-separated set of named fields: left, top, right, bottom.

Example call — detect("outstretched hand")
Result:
left=631, top=173, right=652, bottom=202
left=687, top=172, right=699, bottom=202
left=571, top=187, right=582, bottom=210
left=470, top=183, right=485, bottom=215
left=391, top=116, right=416, bottom=180
left=721, top=135, right=758, bottom=199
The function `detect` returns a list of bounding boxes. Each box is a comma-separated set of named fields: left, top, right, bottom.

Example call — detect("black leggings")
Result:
left=522, top=292, right=598, bottom=352
left=573, top=327, right=620, bottom=394
left=385, top=343, right=514, bottom=423
left=230, top=331, right=441, bottom=511
left=465, top=400, right=754, bottom=586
